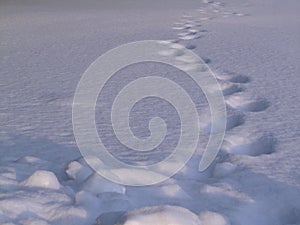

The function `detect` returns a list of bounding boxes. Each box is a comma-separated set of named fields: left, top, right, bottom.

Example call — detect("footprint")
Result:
left=176, top=54, right=202, bottom=64
left=158, top=49, right=184, bottom=57
left=200, top=56, right=211, bottom=64
left=216, top=72, right=250, bottom=83
left=172, top=22, right=192, bottom=30
left=157, top=39, right=179, bottom=45
left=178, top=31, right=196, bottom=38
left=222, top=133, right=275, bottom=156
left=226, top=93, right=269, bottom=112
left=221, top=83, right=243, bottom=96
left=181, top=14, right=193, bottom=19
left=200, top=106, right=245, bottom=133
left=158, top=45, right=185, bottom=57
left=185, top=43, right=197, bottom=50
left=202, top=0, right=214, bottom=3
left=226, top=111, right=245, bottom=130
left=179, top=33, right=202, bottom=40
left=208, top=80, right=243, bottom=96
left=175, top=63, right=207, bottom=72
left=213, top=162, right=237, bottom=178
left=229, top=74, right=250, bottom=83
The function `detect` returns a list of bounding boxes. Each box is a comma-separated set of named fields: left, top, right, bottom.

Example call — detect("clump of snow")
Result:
left=21, top=170, right=60, bottom=190
left=66, top=160, right=93, bottom=182
left=118, top=205, right=201, bottom=225
left=198, top=211, right=230, bottom=225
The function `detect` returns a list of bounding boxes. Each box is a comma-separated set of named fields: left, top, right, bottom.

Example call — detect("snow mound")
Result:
left=198, top=211, right=230, bottom=225
left=66, top=161, right=93, bottom=182
left=118, top=205, right=201, bottom=225
left=21, top=170, right=60, bottom=190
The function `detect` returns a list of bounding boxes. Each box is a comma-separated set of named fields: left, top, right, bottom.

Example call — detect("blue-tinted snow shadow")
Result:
left=0, top=133, right=81, bottom=181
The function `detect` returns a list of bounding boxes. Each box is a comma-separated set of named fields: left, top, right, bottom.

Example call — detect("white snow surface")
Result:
left=1, top=0, right=300, bottom=225
left=119, top=205, right=202, bottom=225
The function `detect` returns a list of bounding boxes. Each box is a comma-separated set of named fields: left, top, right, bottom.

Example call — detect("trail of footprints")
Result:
left=162, top=0, right=275, bottom=174
left=170, top=0, right=248, bottom=44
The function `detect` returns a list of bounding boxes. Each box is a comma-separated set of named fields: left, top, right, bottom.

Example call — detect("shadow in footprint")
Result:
left=201, top=57, right=211, bottom=64
left=216, top=71, right=250, bottom=84
left=226, top=94, right=270, bottom=112
left=200, top=106, right=245, bottom=134
left=222, top=133, right=275, bottom=156
left=229, top=74, right=250, bottom=84
left=185, top=43, right=197, bottom=50
left=218, top=81, right=244, bottom=96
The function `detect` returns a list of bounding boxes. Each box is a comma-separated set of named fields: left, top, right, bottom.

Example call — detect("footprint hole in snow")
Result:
left=226, top=95, right=270, bottom=112
left=223, top=134, right=275, bottom=156
left=229, top=74, right=250, bottom=83
left=185, top=44, right=197, bottom=50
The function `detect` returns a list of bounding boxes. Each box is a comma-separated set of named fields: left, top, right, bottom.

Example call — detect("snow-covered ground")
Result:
left=0, top=0, right=300, bottom=224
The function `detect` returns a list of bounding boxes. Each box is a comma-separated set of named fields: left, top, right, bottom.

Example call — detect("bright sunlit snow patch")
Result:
left=21, top=170, right=61, bottom=190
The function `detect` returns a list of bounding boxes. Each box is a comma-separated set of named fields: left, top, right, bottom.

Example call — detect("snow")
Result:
left=222, top=133, right=274, bottom=156
left=118, top=205, right=202, bottom=225
left=198, top=211, right=230, bottom=225
left=21, top=170, right=61, bottom=190
left=81, top=173, right=126, bottom=195
left=66, top=160, right=93, bottom=182
left=226, top=92, right=269, bottom=112
left=212, top=162, right=237, bottom=178
left=0, top=0, right=300, bottom=224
